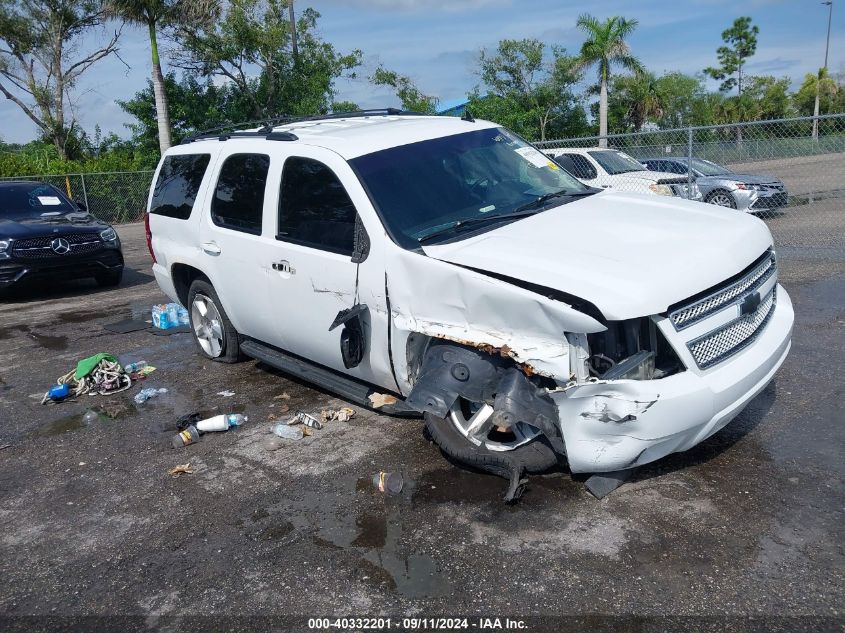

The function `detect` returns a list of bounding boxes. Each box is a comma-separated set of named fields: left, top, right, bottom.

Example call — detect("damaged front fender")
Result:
left=386, top=249, right=606, bottom=386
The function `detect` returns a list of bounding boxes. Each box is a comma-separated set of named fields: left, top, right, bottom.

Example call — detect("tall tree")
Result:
left=174, top=0, right=360, bottom=120
left=793, top=68, right=840, bottom=116
left=0, top=0, right=122, bottom=158
left=704, top=16, right=759, bottom=96
left=469, top=38, right=585, bottom=141
left=574, top=14, right=643, bottom=146
left=607, top=70, right=662, bottom=132
left=743, top=75, right=793, bottom=120
left=653, top=72, right=714, bottom=128
left=371, top=67, right=438, bottom=113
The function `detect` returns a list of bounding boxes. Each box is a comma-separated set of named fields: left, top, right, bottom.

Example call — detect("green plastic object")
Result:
left=74, top=353, right=118, bottom=380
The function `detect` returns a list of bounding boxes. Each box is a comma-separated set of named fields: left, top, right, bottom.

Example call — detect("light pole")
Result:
left=812, top=1, right=834, bottom=140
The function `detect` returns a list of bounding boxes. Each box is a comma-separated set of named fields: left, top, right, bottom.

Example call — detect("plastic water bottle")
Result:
left=167, top=303, right=179, bottom=327
left=196, top=413, right=248, bottom=433
left=177, top=305, right=190, bottom=326
left=152, top=304, right=169, bottom=329
left=134, top=387, right=167, bottom=404
left=271, top=423, right=303, bottom=440
left=124, top=360, right=147, bottom=374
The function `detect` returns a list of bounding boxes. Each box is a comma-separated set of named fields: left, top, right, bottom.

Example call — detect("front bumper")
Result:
left=0, top=246, right=123, bottom=286
left=554, top=284, right=793, bottom=473
left=734, top=188, right=789, bottom=212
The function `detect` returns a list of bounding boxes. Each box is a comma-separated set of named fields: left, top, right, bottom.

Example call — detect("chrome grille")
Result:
left=669, top=250, right=776, bottom=330
left=687, top=286, right=777, bottom=369
left=11, top=233, right=103, bottom=259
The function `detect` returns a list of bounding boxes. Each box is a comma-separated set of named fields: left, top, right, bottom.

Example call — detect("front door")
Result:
left=265, top=148, right=391, bottom=388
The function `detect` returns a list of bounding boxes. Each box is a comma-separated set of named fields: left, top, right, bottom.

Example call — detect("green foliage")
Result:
left=469, top=39, right=587, bottom=141
left=743, top=75, right=793, bottom=119
left=793, top=68, right=843, bottom=116
left=704, top=16, right=759, bottom=95
left=371, top=67, right=438, bottom=114
left=575, top=14, right=643, bottom=85
left=604, top=71, right=662, bottom=132
left=174, top=0, right=361, bottom=119
left=653, top=72, right=716, bottom=128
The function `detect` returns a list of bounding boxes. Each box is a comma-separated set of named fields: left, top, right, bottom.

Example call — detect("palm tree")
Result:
left=107, top=0, right=173, bottom=153
left=575, top=14, right=643, bottom=146
left=618, top=71, right=663, bottom=132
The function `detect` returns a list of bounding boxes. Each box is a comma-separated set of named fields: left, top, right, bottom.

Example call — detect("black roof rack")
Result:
left=181, top=108, right=429, bottom=144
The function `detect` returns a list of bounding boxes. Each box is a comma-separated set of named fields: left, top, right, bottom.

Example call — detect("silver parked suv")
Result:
left=643, top=157, right=788, bottom=213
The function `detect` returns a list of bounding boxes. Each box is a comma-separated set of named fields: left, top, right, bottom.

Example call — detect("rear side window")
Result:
left=562, top=153, right=598, bottom=180
left=211, top=153, right=270, bottom=235
left=150, top=154, right=211, bottom=219
left=277, top=157, right=357, bottom=256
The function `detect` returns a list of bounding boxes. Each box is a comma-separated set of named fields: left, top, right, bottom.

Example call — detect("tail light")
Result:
left=144, top=212, right=156, bottom=263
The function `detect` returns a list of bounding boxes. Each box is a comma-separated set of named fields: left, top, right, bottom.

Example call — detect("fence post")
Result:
left=80, top=173, right=90, bottom=211
left=687, top=126, right=693, bottom=196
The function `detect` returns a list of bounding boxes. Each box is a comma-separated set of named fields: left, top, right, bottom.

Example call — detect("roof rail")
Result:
left=181, top=108, right=429, bottom=144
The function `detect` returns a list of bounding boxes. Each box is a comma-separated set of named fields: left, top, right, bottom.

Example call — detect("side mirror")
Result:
left=351, top=215, right=370, bottom=264
left=75, top=200, right=87, bottom=211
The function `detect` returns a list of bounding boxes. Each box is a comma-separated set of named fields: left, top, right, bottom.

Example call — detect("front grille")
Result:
left=11, top=233, right=103, bottom=259
left=751, top=193, right=788, bottom=209
left=687, top=286, right=777, bottom=369
left=668, top=250, right=776, bottom=330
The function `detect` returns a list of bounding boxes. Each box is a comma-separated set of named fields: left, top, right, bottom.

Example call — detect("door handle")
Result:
left=272, top=260, right=295, bottom=274
left=201, top=242, right=221, bottom=256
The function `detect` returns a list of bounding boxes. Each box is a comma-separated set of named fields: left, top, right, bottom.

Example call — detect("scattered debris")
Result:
left=81, top=410, right=99, bottom=424
left=176, top=412, right=202, bottom=431
left=321, top=407, right=355, bottom=423
left=103, top=319, right=150, bottom=334
left=368, top=392, right=398, bottom=408
left=172, top=425, right=199, bottom=448
left=134, top=387, right=167, bottom=404
left=196, top=413, right=247, bottom=433
left=168, top=463, right=194, bottom=477
left=41, top=383, right=71, bottom=405
left=216, top=390, right=236, bottom=397
left=302, top=426, right=313, bottom=437
left=373, top=471, right=404, bottom=495
left=271, top=423, right=304, bottom=440
left=0, top=444, right=10, bottom=451
left=123, top=361, right=148, bottom=374
left=292, top=411, right=324, bottom=429
left=273, top=392, right=292, bottom=400
left=42, top=353, right=131, bottom=403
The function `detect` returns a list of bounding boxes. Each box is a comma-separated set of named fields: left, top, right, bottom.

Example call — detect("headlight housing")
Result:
left=0, top=239, right=8, bottom=259
left=648, top=183, right=673, bottom=196
left=735, top=183, right=760, bottom=191
left=99, top=227, right=117, bottom=242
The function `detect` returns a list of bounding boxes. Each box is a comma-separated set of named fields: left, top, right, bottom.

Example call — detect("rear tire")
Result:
left=187, top=279, right=241, bottom=363
left=95, top=268, right=123, bottom=287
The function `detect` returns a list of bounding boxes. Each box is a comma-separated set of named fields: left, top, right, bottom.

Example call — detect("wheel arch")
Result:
left=171, top=263, right=210, bottom=307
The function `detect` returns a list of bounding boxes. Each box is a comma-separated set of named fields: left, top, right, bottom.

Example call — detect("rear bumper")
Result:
left=0, top=248, right=124, bottom=286
left=555, top=285, right=794, bottom=473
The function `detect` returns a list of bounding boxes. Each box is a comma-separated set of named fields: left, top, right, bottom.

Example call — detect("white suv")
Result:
left=147, top=111, right=793, bottom=500
left=544, top=146, right=702, bottom=201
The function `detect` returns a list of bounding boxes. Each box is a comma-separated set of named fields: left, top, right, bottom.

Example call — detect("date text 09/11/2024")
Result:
left=307, top=617, right=527, bottom=630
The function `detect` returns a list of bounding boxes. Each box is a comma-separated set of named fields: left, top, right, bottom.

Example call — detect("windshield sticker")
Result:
left=546, top=160, right=559, bottom=170
left=37, top=196, right=62, bottom=206
left=515, top=146, right=552, bottom=169
left=479, top=205, right=495, bottom=213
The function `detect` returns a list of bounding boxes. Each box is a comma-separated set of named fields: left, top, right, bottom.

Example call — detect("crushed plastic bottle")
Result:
left=373, top=471, right=404, bottom=495
left=123, top=360, right=147, bottom=374
left=172, top=425, right=199, bottom=448
left=271, top=423, right=304, bottom=440
left=82, top=410, right=99, bottom=424
left=196, top=413, right=248, bottom=433
left=134, top=387, right=167, bottom=404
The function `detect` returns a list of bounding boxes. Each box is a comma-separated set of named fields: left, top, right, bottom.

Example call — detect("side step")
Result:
left=240, top=339, right=419, bottom=417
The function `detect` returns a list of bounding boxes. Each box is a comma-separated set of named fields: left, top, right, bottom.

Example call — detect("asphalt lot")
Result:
left=0, top=222, right=843, bottom=630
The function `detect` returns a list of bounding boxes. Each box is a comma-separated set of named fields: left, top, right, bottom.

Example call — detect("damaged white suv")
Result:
left=147, top=111, right=793, bottom=500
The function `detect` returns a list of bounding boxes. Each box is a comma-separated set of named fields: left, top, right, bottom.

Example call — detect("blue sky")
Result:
left=1, top=0, right=841, bottom=143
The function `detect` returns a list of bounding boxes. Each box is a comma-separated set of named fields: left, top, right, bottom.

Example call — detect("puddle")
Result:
left=33, top=400, right=136, bottom=437
left=0, top=324, right=67, bottom=350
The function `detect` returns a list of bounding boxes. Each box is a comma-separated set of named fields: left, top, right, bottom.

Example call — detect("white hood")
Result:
left=422, top=190, right=773, bottom=321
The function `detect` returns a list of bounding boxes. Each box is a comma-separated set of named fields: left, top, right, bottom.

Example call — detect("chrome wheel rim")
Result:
left=448, top=398, right=540, bottom=452
left=191, top=294, right=224, bottom=358
left=710, top=193, right=735, bottom=207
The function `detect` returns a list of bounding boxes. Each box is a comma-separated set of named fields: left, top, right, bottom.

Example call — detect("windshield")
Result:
left=690, top=158, right=733, bottom=176
left=0, top=183, right=77, bottom=220
left=588, top=150, right=645, bottom=175
left=350, top=127, right=591, bottom=247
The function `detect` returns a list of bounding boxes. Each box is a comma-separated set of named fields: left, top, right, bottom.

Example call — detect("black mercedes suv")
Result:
left=0, top=181, right=124, bottom=290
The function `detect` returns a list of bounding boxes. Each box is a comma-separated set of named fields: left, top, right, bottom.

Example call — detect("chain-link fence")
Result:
left=537, top=113, right=845, bottom=254
left=0, top=170, right=154, bottom=225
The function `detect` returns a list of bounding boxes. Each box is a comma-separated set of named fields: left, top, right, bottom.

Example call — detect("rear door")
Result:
left=198, top=148, right=280, bottom=345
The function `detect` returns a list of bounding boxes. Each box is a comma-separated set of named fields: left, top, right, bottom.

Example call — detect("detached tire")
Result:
left=424, top=412, right=559, bottom=501
left=187, top=279, right=241, bottom=363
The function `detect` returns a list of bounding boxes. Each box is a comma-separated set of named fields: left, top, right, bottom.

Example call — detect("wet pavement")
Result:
left=0, top=224, right=842, bottom=628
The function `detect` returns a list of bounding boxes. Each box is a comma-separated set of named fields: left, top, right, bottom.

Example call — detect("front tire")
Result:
left=706, top=190, right=737, bottom=209
left=187, top=279, right=241, bottom=363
